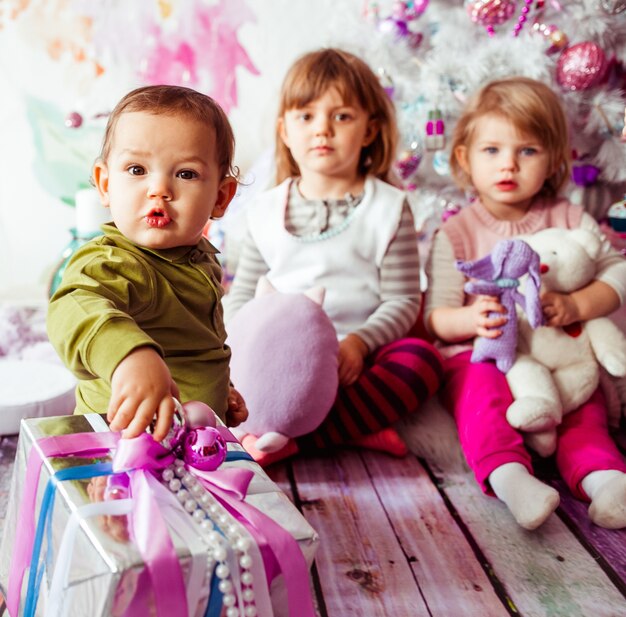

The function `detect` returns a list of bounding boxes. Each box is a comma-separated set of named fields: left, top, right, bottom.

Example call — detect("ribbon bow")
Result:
left=8, top=420, right=315, bottom=617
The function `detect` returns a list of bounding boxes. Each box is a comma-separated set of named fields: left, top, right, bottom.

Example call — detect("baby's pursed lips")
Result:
left=145, top=207, right=172, bottom=227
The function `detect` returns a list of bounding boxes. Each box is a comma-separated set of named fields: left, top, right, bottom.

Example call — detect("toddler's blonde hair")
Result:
left=450, top=76, right=571, bottom=197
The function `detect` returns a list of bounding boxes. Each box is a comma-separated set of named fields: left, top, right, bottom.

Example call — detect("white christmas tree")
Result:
left=329, top=0, right=626, bottom=238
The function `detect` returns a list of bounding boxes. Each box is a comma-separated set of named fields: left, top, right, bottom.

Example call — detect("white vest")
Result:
left=247, top=177, right=406, bottom=338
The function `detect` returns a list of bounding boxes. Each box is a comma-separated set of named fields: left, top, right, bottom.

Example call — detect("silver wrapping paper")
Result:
left=0, top=414, right=319, bottom=617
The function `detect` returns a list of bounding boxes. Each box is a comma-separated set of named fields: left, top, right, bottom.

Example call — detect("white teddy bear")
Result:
left=505, top=227, right=626, bottom=456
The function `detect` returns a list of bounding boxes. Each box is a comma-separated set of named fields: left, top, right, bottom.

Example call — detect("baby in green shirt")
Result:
left=47, top=85, right=248, bottom=441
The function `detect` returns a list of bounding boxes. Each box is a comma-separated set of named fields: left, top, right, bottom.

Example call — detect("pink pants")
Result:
left=441, top=351, right=626, bottom=501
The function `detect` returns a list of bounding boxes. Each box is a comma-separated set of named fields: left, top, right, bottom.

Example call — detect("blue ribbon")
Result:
left=205, top=570, right=224, bottom=617
left=223, top=451, right=253, bottom=463
left=24, top=462, right=113, bottom=617
left=23, top=450, right=253, bottom=617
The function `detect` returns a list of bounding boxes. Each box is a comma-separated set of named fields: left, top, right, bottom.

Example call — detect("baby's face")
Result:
left=93, top=111, right=235, bottom=249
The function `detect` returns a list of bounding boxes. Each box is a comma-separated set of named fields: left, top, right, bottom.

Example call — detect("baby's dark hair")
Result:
left=450, top=76, right=571, bottom=197
left=275, top=48, right=397, bottom=184
left=99, top=85, right=238, bottom=180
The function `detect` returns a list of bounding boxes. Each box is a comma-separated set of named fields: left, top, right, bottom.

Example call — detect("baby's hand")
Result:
left=541, top=291, right=580, bottom=327
left=470, top=295, right=508, bottom=338
left=338, top=334, right=369, bottom=386
left=108, top=347, right=179, bottom=442
left=225, top=385, right=248, bottom=427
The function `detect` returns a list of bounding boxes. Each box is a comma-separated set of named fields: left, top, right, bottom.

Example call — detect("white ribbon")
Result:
left=45, top=499, right=133, bottom=617
left=43, top=485, right=209, bottom=617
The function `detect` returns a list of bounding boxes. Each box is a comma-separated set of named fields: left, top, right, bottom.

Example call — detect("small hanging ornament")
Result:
left=432, top=151, right=451, bottom=176
left=377, top=67, right=395, bottom=98
left=394, top=140, right=423, bottom=191
left=608, top=197, right=626, bottom=233
left=556, top=41, right=608, bottom=91
left=466, top=0, right=516, bottom=29
left=511, top=0, right=535, bottom=37
left=406, top=0, right=430, bottom=18
left=532, top=21, right=568, bottom=54
left=64, top=111, right=83, bottom=128
left=425, top=109, right=445, bottom=151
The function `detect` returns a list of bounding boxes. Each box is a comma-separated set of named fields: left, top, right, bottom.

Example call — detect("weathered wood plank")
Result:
left=551, top=479, right=626, bottom=594
left=428, top=460, right=626, bottom=617
left=363, top=452, right=510, bottom=616
left=266, top=460, right=327, bottom=617
left=292, top=451, right=432, bottom=616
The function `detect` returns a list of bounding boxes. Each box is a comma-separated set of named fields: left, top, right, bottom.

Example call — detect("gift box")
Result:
left=0, top=413, right=319, bottom=617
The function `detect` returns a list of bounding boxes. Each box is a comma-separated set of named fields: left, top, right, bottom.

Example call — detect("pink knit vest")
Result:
left=442, top=197, right=584, bottom=262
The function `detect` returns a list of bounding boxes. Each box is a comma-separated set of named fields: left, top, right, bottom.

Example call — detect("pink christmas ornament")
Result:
left=411, top=0, right=430, bottom=17
left=532, top=22, right=569, bottom=54
left=393, top=0, right=429, bottom=20
left=466, top=0, right=516, bottom=27
left=377, top=16, right=410, bottom=40
left=394, top=143, right=422, bottom=182
left=175, top=425, right=227, bottom=470
left=64, top=111, right=83, bottom=128
left=182, top=400, right=218, bottom=428
left=556, top=41, right=608, bottom=91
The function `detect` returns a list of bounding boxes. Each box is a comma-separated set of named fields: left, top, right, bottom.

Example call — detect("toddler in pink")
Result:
left=425, top=77, right=626, bottom=530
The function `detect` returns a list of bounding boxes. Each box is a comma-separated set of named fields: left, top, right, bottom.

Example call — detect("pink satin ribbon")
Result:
left=189, top=465, right=317, bottom=617
left=7, top=432, right=119, bottom=617
left=112, top=434, right=188, bottom=617
left=8, top=428, right=315, bottom=617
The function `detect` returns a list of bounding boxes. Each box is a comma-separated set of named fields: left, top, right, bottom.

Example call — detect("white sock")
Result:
left=583, top=470, right=626, bottom=529
left=489, top=462, right=560, bottom=530
left=581, top=469, right=623, bottom=499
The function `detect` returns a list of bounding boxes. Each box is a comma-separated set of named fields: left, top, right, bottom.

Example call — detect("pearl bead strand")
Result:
left=162, top=460, right=258, bottom=617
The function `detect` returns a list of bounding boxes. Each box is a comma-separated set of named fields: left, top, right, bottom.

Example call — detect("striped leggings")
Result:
left=298, top=338, right=443, bottom=449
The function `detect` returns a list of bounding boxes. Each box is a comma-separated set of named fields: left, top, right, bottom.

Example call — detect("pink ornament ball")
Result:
left=412, top=0, right=430, bottom=17
left=556, top=41, right=608, bottom=91
left=64, top=111, right=83, bottom=128
left=377, top=16, right=410, bottom=40
left=182, top=400, right=217, bottom=428
left=182, top=426, right=227, bottom=471
left=466, top=0, right=516, bottom=27
left=394, top=147, right=422, bottom=180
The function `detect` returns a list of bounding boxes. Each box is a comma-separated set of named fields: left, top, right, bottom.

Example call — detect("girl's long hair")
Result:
left=275, top=48, right=397, bottom=185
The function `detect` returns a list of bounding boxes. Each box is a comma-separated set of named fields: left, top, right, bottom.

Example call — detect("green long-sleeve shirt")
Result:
left=47, top=224, right=230, bottom=419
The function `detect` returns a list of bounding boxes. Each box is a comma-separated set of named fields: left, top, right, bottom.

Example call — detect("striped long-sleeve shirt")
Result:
left=224, top=180, right=421, bottom=352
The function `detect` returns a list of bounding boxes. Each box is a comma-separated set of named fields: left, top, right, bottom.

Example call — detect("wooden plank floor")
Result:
left=266, top=410, right=626, bottom=617
left=2, top=421, right=626, bottom=617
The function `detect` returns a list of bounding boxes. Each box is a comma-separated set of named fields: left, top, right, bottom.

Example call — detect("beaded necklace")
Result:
left=287, top=180, right=364, bottom=243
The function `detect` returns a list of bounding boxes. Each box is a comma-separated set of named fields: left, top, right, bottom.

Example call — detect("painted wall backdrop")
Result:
left=0, top=0, right=362, bottom=299
left=0, top=0, right=624, bottom=300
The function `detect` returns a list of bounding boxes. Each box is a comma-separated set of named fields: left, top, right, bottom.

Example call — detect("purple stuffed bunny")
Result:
left=456, top=238, right=543, bottom=373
